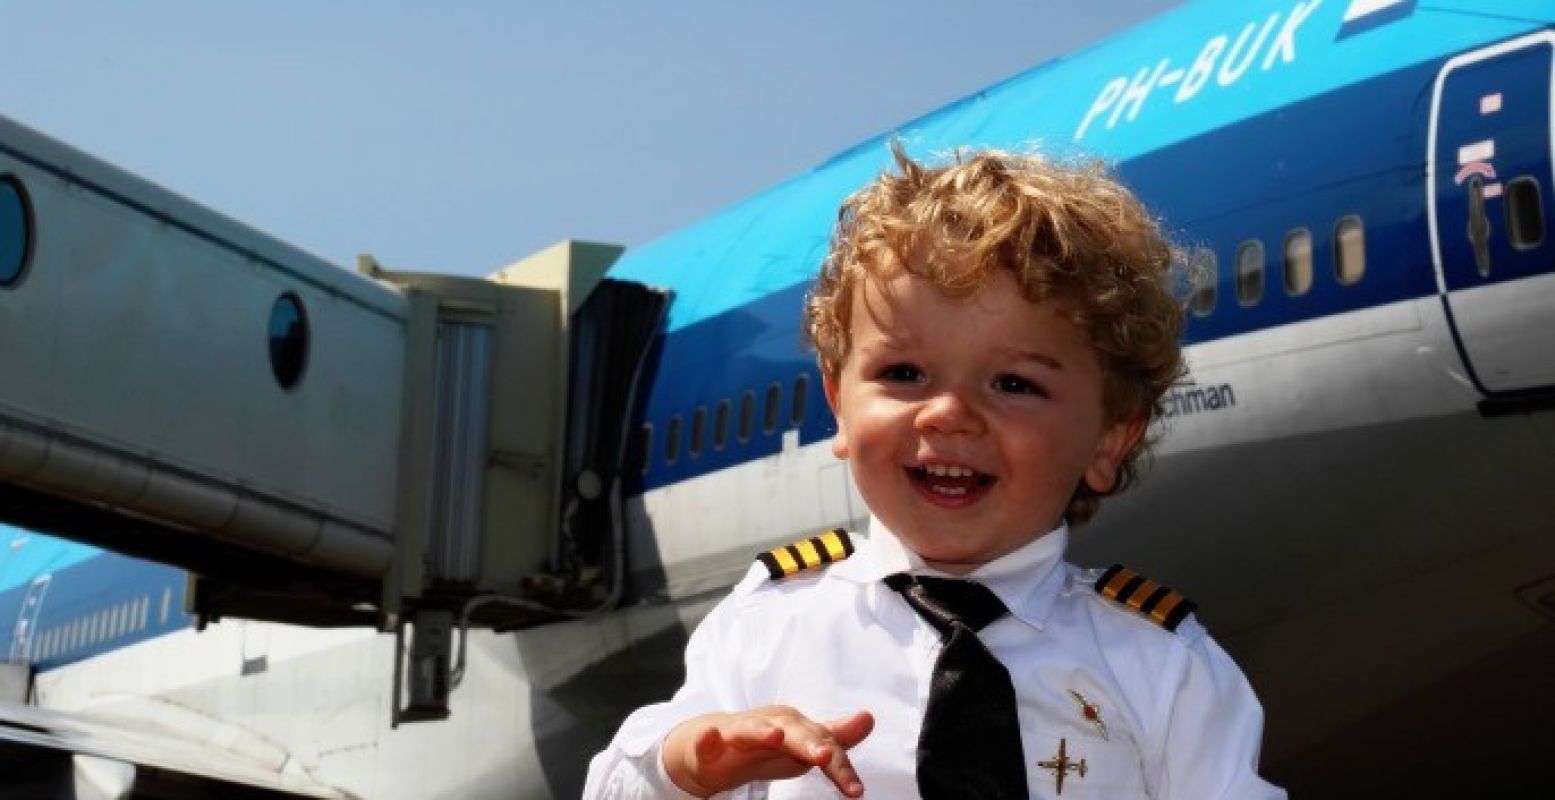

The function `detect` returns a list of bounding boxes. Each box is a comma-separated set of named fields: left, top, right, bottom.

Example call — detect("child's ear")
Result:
left=1083, top=414, right=1147, bottom=494
left=823, top=371, right=849, bottom=459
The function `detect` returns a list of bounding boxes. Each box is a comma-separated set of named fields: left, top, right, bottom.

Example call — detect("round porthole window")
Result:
left=0, top=176, right=33, bottom=288
left=268, top=292, right=309, bottom=389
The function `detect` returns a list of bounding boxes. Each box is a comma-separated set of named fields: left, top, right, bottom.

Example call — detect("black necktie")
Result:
left=885, top=573, right=1027, bottom=799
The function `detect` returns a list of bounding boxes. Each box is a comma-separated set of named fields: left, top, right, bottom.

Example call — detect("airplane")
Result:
left=1, top=0, right=1554, bottom=796
left=1035, top=738, right=1085, bottom=797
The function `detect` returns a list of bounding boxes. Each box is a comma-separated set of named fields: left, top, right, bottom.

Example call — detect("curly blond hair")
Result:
left=804, top=143, right=1185, bottom=524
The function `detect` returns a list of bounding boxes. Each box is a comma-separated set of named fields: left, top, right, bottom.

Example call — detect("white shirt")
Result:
left=584, top=518, right=1286, bottom=799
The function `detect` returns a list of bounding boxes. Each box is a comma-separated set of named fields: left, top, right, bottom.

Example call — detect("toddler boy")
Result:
left=584, top=145, right=1285, bottom=799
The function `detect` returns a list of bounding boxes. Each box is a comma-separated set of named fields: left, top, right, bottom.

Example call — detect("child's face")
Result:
left=824, top=268, right=1144, bottom=574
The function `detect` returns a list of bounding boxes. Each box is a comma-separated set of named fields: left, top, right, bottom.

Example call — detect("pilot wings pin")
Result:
left=1067, top=689, right=1109, bottom=741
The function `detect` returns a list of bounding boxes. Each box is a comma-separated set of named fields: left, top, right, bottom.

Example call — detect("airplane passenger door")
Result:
left=1430, top=33, right=1555, bottom=394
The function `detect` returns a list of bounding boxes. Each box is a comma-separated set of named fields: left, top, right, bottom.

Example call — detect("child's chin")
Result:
left=903, top=541, right=994, bottom=574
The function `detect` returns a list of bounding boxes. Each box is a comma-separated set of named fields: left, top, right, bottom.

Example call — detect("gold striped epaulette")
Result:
left=1094, top=564, right=1197, bottom=632
left=757, top=529, right=856, bottom=581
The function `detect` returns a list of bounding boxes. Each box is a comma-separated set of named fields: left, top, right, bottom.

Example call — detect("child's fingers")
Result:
left=721, top=717, right=785, bottom=753
left=690, top=706, right=873, bottom=796
left=811, top=712, right=873, bottom=797
left=719, top=708, right=842, bottom=763
left=825, top=710, right=875, bottom=749
left=811, top=741, right=866, bottom=798
left=744, top=707, right=871, bottom=797
left=692, top=725, right=730, bottom=763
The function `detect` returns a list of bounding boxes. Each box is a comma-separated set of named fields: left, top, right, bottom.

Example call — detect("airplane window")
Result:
left=691, top=407, right=706, bottom=457
left=268, top=292, right=310, bottom=390
left=739, top=391, right=755, bottom=443
left=160, top=588, right=172, bottom=625
left=714, top=400, right=730, bottom=450
left=639, top=424, right=653, bottom=475
left=139, top=596, right=150, bottom=630
left=1505, top=176, right=1546, bottom=250
left=791, top=375, right=809, bottom=427
left=1187, top=248, right=1217, bottom=316
left=665, top=415, right=682, bottom=464
left=1235, top=240, right=1264, bottom=307
left=0, top=176, right=32, bottom=288
left=764, top=383, right=781, bottom=435
left=1283, top=229, right=1313, bottom=296
left=1334, top=216, right=1365, bottom=285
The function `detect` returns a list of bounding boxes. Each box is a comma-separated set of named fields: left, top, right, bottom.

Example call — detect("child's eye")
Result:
left=878, top=363, right=923, bottom=383
left=994, top=373, right=1043, bottom=396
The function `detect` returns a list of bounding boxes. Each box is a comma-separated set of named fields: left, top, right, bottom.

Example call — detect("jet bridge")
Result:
left=0, top=116, right=667, bottom=721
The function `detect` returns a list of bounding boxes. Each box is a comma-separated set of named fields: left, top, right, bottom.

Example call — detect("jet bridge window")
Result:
left=1334, top=216, right=1366, bottom=285
left=268, top=292, right=310, bottom=390
left=1283, top=228, right=1313, bottom=296
left=0, top=175, right=33, bottom=288
left=1505, top=176, right=1546, bottom=250
left=1235, top=240, right=1264, bottom=307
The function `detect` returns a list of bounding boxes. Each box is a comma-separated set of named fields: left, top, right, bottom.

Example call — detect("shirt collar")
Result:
left=832, top=515, right=1069, bottom=630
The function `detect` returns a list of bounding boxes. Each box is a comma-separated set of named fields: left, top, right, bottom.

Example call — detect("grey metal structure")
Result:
left=0, top=114, right=669, bottom=725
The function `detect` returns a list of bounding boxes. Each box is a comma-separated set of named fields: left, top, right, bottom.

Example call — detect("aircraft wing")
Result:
left=0, top=700, right=347, bottom=799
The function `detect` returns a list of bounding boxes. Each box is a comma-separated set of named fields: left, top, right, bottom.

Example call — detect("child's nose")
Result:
left=914, top=389, right=986, bottom=436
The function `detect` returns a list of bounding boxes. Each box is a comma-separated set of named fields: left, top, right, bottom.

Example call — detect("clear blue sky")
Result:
left=1, top=0, right=1179, bottom=275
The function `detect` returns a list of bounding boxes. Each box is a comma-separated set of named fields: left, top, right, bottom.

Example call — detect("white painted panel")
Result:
left=1458, top=139, right=1495, bottom=165
left=1442, top=274, right=1555, bottom=390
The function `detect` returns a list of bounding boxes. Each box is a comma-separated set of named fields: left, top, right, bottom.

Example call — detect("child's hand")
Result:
left=661, top=706, right=875, bottom=798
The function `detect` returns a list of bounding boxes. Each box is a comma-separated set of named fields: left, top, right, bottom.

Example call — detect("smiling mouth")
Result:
left=907, top=465, right=997, bottom=503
